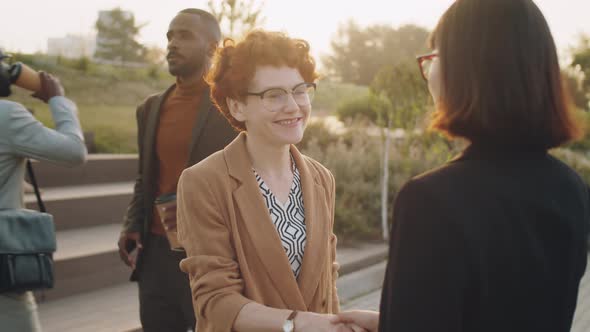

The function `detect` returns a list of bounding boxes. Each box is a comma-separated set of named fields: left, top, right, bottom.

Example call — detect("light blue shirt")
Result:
left=0, top=96, right=87, bottom=210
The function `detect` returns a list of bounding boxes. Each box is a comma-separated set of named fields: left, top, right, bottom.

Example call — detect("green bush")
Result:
left=74, top=57, right=91, bottom=72
left=299, top=122, right=456, bottom=242
left=303, top=121, right=590, bottom=242
left=298, top=121, right=343, bottom=152
left=552, top=148, right=590, bottom=184
left=566, top=110, right=590, bottom=152
left=147, top=65, right=161, bottom=80
left=312, top=80, right=369, bottom=115
left=335, top=95, right=375, bottom=123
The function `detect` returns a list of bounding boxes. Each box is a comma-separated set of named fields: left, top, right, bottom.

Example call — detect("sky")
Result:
left=2, top=0, right=590, bottom=63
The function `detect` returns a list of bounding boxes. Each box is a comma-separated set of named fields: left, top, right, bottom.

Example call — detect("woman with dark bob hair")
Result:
left=176, top=31, right=362, bottom=332
left=332, top=0, right=589, bottom=331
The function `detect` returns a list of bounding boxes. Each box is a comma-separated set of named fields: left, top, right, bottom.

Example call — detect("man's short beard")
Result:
left=168, top=57, right=208, bottom=78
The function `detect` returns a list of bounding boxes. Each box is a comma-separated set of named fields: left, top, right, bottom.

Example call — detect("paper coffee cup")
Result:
left=154, top=193, right=183, bottom=251
left=12, top=63, right=41, bottom=93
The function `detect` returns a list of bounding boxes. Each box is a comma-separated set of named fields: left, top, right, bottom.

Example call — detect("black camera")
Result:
left=0, top=50, right=16, bottom=97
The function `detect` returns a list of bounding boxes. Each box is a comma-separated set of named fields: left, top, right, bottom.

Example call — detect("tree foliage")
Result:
left=94, top=8, right=146, bottom=64
left=208, top=0, right=265, bottom=39
left=336, top=61, right=430, bottom=129
left=336, top=94, right=376, bottom=123
left=144, top=45, right=166, bottom=66
left=334, top=61, right=432, bottom=240
left=370, top=61, right=430, bottom=129
left=571, top=34, right=590, bottom=109
left=562, top=68, right=588, bottom=110
left=572, top=35, right=590, bottom=88
left=323, top=21, right=430, bottom=85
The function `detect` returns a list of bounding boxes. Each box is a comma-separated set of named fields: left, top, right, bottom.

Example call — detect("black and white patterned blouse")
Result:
left=254, top=158, right=306, bottom=278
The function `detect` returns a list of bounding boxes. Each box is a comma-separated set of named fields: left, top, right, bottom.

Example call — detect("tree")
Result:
left=571, top=34, right=590, bottom=110
left=562, top=68, right=588, bottom=110
left=144, top=45, right=166, bottom=66
left=208, top=0, right=265, bottom=39
left=371, top=62, right=430, bottom=240
left=323, top=21, right=430, bottom=85
left=370, top=61, right=430, bottom=129
left=336, top=61, right=430, bottom=240
left=94, top=8, right=146, bottom=64
left=336, top=94, right=376, bottom=122
left=74, top=56, right=91, bottom=72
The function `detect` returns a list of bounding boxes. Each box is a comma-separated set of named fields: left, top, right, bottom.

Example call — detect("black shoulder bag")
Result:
left=0, top=160, right=56, bottom=293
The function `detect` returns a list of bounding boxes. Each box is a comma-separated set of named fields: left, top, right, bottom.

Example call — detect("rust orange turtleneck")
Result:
left=151, top=78, right=207, bottom=235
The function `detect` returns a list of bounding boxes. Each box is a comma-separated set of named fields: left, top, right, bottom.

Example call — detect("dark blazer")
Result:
left=122, top=84, right=237, bottom=278
left=379, top=143, right=590, bottom=332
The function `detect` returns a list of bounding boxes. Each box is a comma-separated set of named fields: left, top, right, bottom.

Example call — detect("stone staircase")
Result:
left=25, top=155, right=389, bottom=331
left=25, top=155, right=140, bottom=330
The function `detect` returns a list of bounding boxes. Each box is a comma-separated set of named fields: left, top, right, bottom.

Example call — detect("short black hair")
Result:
left=178, top=8, right=221, bottom=44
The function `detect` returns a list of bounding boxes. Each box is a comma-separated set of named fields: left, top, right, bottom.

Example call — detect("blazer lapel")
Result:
left=291, top=146, right=329, bottom=307
left=186, top=88, right=213, bottom=166
left=142, top=85, right=174, bottom=224
left=225, top=133, right=307, bottom=310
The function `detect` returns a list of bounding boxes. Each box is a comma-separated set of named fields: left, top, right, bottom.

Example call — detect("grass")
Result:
left=9, top=82, right=369, bottom=153
left=12, top=100, right=138, bottom=153
left=4, top=53, right=370, bottom=153
left=6, top=54, right=174, bottom=153
left=313, top=80, right=369, bottom=116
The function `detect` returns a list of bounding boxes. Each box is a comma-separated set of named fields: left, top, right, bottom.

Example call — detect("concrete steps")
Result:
left=29, top=154, right=389, bottom=331
left=30, top=154, right=137, bottom=188
left=35, top=224, right=128, bottom=302
left=38, top=283, right=140, bottom=332
left=38, top=242, right=388, bottom=332
left=341, top=288, right=382, bottom=311
left=27, top=155, right=136, bottom=314
left=25, top=182, right=134, bottom=231
left=337, top=261, right=387, bottom=306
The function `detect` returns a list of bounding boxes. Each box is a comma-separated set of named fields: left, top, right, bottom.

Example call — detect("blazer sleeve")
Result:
left=122, top=102, right=148, bottom=234
left=6, top=97, right=86, bottom=166
left=177, top=167, right=252, bottom=331
left=328, top=171, right=341, bottom=313
left=379, top=179, right=468, bottom=332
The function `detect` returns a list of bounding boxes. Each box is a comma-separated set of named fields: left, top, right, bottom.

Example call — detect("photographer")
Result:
left=0, top=51, right=86, bottom=331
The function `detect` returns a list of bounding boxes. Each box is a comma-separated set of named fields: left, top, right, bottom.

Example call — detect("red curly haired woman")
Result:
left=176, top=31, right=363, bottom=332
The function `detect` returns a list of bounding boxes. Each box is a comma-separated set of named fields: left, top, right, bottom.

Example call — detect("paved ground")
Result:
left=342, top=255, right=590, bottom=331
left=38, top=243, right=388, bottom=332
left=572, top=256, right=590, bottom=332
left=342, top=289, right=382, bottom=311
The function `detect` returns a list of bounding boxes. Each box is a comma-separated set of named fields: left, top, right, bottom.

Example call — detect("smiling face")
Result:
left=228, top=65, right=311, bottom=148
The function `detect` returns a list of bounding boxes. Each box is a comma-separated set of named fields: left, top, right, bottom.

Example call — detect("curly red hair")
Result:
left=207, top=30, right=319, bottom=131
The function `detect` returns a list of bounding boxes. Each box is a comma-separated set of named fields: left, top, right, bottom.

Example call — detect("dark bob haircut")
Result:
left=430, top=0, right=582, bottom=149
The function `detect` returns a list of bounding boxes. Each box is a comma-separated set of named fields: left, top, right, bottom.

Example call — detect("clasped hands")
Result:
left=295, top=310, right=379, bottom=332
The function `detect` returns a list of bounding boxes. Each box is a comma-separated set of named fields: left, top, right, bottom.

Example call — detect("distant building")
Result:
left=47, top=34, right=95, bottom=59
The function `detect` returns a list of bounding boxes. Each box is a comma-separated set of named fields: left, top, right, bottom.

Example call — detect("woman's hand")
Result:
left=294, top=312, right=368, bottom=332
left=330, top=310, right=379, bottom=332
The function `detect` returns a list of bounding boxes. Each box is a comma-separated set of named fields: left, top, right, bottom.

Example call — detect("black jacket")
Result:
left=379, top=143, right=589, bottom=332
left=122, top=84, right=237, bottom=280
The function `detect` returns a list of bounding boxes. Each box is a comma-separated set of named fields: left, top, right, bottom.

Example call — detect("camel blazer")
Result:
left=177, top=132, right=340, bottom=332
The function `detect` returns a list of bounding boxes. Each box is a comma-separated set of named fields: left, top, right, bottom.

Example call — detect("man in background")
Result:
left=117, top=9, right=236, bottom=332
